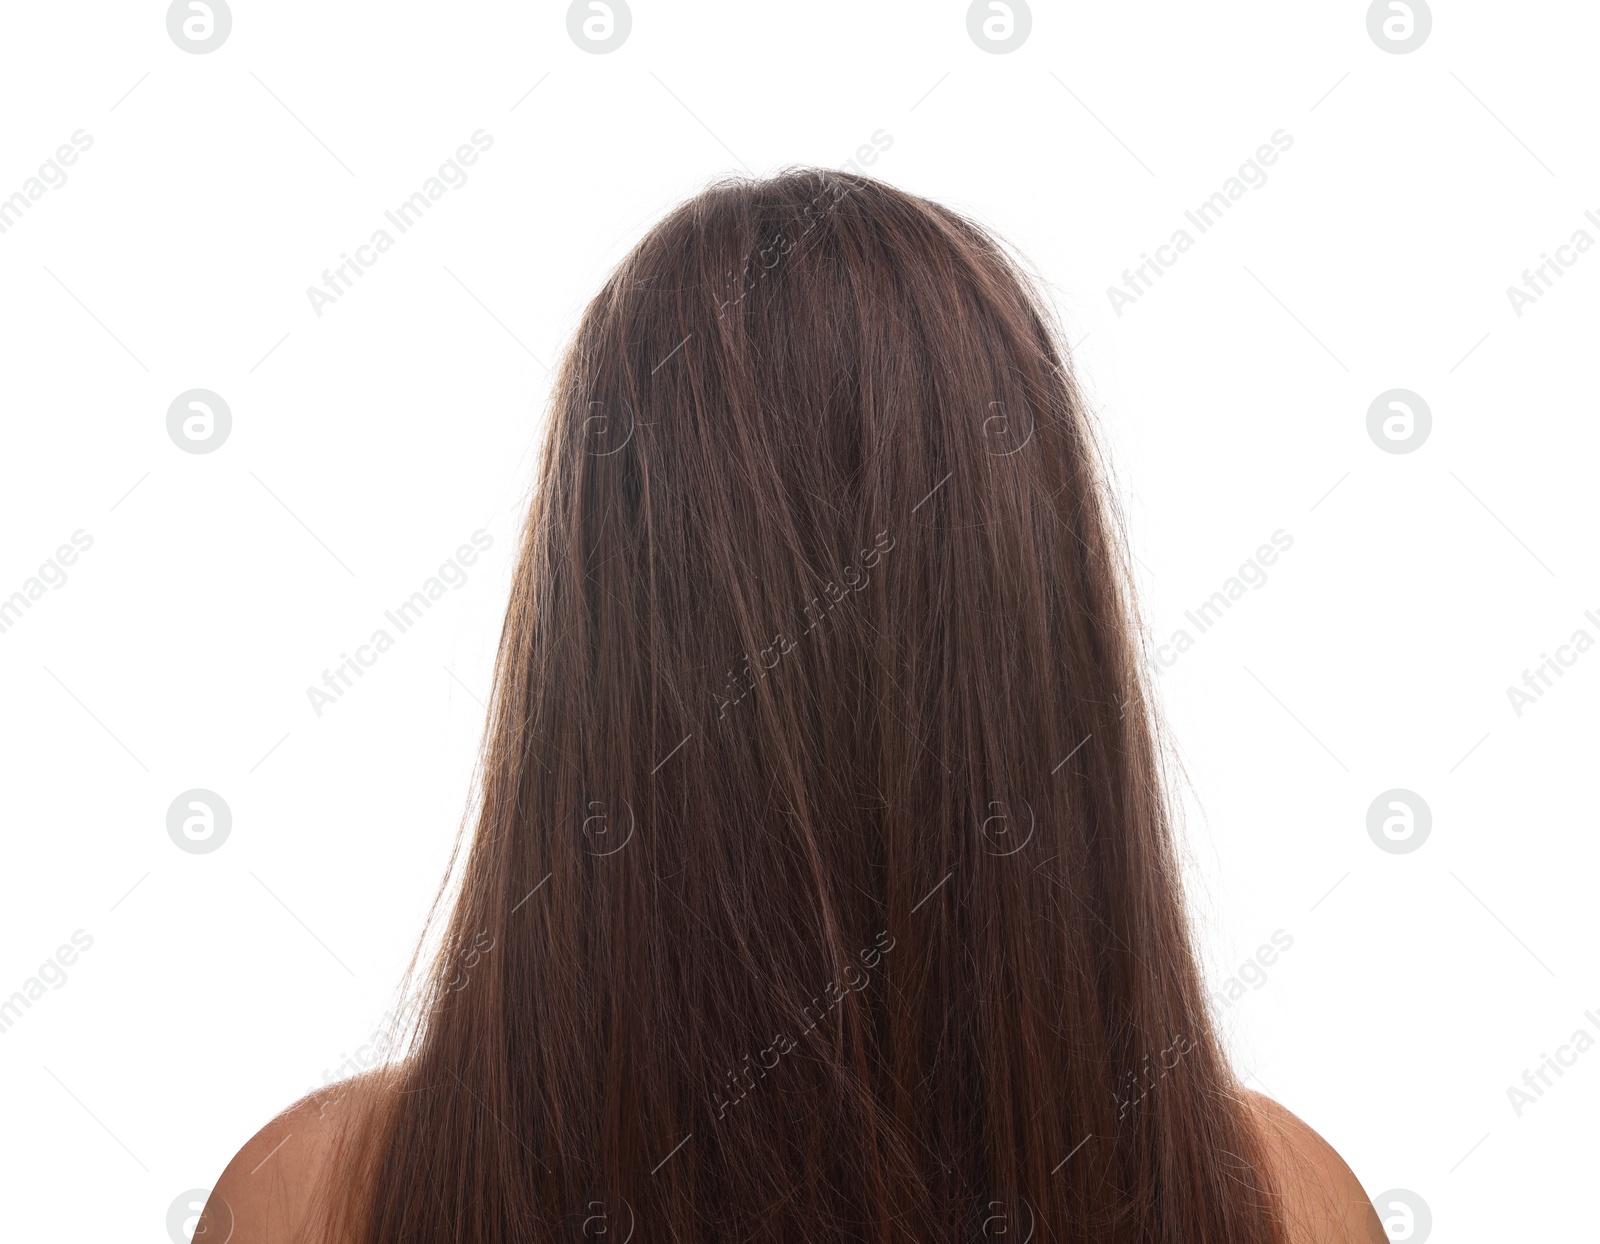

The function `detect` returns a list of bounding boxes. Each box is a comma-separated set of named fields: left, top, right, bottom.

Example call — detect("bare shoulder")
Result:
left=198, top=1067, right=395, bottom=1244
left=1241, top=1089, right=1386, bottom=1244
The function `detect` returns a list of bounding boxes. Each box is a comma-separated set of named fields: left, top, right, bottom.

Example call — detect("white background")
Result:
left=1, top=1, right=1595, bottom=1239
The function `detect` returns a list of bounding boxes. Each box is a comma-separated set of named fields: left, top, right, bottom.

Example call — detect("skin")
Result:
left=1240, top=1090, right=1389, bottom=1244
left=199, top=1075, right=1385, bottom=1244
left=194, top=1074, right=379, bottom=1244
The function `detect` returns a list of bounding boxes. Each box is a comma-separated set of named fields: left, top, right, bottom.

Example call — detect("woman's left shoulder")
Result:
left=198, top=1067, right=396, bottom=1244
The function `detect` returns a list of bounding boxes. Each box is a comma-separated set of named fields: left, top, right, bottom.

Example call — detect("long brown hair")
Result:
left=319, top=168, right=1286, bottom=1243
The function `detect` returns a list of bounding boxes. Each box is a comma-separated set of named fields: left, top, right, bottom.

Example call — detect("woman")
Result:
left=202, top=170, right=1381, bottom=1243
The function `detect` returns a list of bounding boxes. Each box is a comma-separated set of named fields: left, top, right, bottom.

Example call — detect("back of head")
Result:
left=326, top=168, right=1286, bottom=1243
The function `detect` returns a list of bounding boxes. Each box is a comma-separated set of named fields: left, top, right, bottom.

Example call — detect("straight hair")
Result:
left=315, top=168, right=1287, bottom=1244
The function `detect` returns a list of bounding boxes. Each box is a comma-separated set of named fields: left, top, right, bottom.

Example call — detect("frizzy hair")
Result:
left=312, top=167, right=1287, bottom=1244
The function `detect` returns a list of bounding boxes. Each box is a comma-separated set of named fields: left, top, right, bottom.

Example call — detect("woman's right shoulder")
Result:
left=198, top=1066, right=398, bottom=1244
left=1240, top=1089, right=1387, bottom=1244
